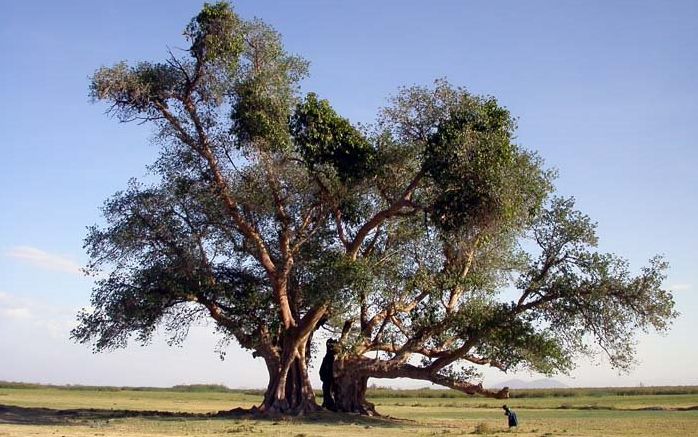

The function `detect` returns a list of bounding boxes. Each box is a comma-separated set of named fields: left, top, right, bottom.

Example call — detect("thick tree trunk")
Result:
left=332, top=360, right=378, bottom=415
left=333, top=374, right=378, bottom=415
left=257, top=335, right=322, bottom=415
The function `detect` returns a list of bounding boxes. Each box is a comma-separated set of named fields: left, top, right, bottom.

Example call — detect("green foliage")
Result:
left=474, top=314, right=574, bottom=375
left=291, top=93, right=376, bottom=182
left=293, top=250, right=369, bottom=310
left=185, top=2, right=244, bottom=67
left=423, top=95, right=552, bottom=235
left=170, top=384, right=233, bottom=393
left=230, top=19, right=308, bottom=151
left=232, top=77, right=293, bottom=151
left=72, top=179, right=274, bottom=352
left=90, top=62, right=184, bottom=119
left=519, top=198, right=677, bottom=371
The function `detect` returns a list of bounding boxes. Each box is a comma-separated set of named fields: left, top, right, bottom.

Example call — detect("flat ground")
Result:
left=0, top=387, right=696, bottom=436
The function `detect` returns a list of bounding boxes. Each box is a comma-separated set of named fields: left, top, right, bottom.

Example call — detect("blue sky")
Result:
left=0, top=0, right=696, bottom=388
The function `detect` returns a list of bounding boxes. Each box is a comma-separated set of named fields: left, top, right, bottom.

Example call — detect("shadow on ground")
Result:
left=0, top=404, right=203, bottom=425
left=0, top=404, right=409, bottom=428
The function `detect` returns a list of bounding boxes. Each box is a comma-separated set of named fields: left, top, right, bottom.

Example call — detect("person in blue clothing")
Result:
left=502, top=405, right=518, bottom=430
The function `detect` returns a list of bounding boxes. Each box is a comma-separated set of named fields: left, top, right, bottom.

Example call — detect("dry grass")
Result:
left=0, top=386, right=696, bottom=436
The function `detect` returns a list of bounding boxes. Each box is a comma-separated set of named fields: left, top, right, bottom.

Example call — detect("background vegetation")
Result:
left=3, top=381, right=698, bottom=398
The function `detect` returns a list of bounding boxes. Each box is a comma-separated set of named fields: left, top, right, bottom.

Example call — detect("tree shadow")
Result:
left=0, top=404, right=208, bottom=426
left=0, top=404, right=410, bottom=428
left=256, top=410, right=412, bottom=428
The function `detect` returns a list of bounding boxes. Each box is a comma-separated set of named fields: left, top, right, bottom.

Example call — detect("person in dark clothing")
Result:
left=502, top=405, right=518, bottom=429
left=320, top=339, right=337, bottom=411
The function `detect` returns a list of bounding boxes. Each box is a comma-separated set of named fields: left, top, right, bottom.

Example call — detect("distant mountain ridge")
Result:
left=489, top=378, right=569, bottom=389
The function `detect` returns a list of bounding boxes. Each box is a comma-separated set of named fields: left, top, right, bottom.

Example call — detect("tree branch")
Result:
left=346, top=170, right=424, bottom=260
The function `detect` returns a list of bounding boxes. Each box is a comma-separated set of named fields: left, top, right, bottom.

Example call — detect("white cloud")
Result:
left=2, top=307, right=32, bottom=320
left=0, top=292, right=34, bottom=321
left=4, top=246, right=83, bottom=276
left=669, top=283, right=691, bottom=291
left=0, top=291, right=76, bottom=337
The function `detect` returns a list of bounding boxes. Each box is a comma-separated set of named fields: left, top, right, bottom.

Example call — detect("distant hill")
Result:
left=489, top=378, right=569, bottom=389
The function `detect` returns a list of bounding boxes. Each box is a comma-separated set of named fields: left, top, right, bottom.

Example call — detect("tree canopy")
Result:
left=73, top=2, right=677, bottom=415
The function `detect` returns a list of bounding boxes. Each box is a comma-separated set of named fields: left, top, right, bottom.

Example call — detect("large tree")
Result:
left=311, top=82, right=676, bottom=414
left=73, top=2, right=677, bottom=415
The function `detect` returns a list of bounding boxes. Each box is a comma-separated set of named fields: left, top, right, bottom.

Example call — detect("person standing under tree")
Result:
left=320, top=339, right=337, bottom=411
left=503, top=405, right=518, bottom=430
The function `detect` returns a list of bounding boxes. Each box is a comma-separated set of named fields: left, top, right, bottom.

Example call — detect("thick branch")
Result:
left=154, top=99, right=297, bottom=328
left=446, top=247, right=476, bottom=313
left=346, top=171, right=424, bottom=260
left=341, top=358, right=508, bottom=399
left=195, top=294, right=256, bottom=351
left=297, top=304, right=329, bottom=340
left=430, top=373, right=509, bottom=399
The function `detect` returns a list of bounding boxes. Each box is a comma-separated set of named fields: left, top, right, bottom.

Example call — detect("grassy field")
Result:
left=0, top=385, right=696, bottom=436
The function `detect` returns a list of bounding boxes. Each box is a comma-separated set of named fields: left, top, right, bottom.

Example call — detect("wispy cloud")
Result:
left=669, top=283, right=691, bottom=292
left=0, top=292, right=34, bottom=321
left=0, top=291, right=76, bottom=338
left=4, top=246, right=83, bottom=276
left=2, top=307, right=32, bottom=320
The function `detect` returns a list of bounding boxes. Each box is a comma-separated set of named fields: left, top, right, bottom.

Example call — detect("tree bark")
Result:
left=333, top=374, right=378, bottom=415
left=332, top=360, right=378, bottom=415
left=257, top=335, right=322, bottom=415
left=330, top=356, right=510, bottom=416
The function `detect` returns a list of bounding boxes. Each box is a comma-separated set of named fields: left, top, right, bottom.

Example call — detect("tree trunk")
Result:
left=257, top=334, right=322, bottom=415
left=332, top=361, right=378, bottom=415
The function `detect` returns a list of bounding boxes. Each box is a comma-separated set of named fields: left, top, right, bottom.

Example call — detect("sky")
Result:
left=0, top=0, right=696, bottom=389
